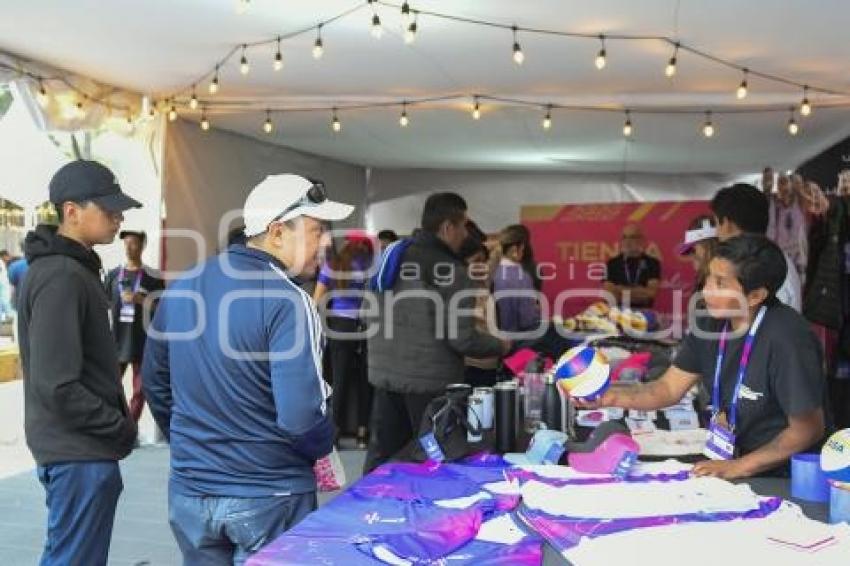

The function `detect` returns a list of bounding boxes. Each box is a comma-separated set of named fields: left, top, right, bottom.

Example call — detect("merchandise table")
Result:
left=248, top=459, right=836, bottom=566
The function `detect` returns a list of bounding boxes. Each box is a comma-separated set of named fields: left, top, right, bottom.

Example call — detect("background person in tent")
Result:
left=711, top=183, right=801, bottom=312
left=766, top=174, right=808, bottom=283
left=582, top=234, right=825, bottom=479
left=603, top=224, right=662, bottom=309
left=460, top=224, right=502, bottom=388
left=143, top=174, right=353, bottom=565
left=364, top=193, right=510, bottom=473
left=7, top=240, right=29, bottom=303
left=377, top=229, right=399, bottom=251
left=760, top=166, right=775, bottom=193
left=18, top=160, right=141, bottom=565
left=678, top=215, right=718, bottom=295
left=313, top=230, right=375, bottom=449
left=493, top=224, right=542, bottom=334
left=105, top=230, right=165, bottom=425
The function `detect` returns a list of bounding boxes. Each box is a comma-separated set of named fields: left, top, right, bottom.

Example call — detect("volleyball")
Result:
left=553, top=345, right=611, bottom=400
left=821, top=428, right=850, bottom=483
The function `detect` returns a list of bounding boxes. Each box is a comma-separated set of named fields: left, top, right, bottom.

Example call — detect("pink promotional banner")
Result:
left=522, top=201, right=710, bottom=327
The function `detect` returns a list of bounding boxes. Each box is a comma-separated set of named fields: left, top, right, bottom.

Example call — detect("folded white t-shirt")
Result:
left=521, top=476, right=763, bottom=519
left=564, top=502, right=849, bottom=566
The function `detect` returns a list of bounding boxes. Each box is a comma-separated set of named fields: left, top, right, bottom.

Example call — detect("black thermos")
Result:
left=541, top=373, right=562, bottom=431
left=495, top=381, right=517, bottom=453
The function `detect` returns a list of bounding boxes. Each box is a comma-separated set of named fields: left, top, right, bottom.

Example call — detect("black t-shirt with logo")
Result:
left=674, top=302, right=825, bottom=462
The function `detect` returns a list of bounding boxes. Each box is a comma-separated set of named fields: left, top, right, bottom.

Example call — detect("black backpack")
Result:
left=408, top=391, right=482, bottom=463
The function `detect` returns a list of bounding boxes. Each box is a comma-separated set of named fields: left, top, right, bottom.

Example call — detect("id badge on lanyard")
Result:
left=119, top=267, right=143, bottom=323
left=703, top=306, right=767, bottom=461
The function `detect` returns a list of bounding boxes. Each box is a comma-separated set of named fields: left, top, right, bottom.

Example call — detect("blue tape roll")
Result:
left=791, top=453, right=830, bottom=503
left=829, top=482, right=850, bottom=525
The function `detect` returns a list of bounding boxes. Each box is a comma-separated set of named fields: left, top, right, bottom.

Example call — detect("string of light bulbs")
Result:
left=188, top=92, right=850, bottom=138
left=0, top=57, right=138, bottom=123
left=6, top=0, right=848, bottom=134
left=160, top=0, right=850, bottom=122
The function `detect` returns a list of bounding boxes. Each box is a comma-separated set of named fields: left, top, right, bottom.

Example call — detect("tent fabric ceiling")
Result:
left=2, top=0, right=850, bottom=174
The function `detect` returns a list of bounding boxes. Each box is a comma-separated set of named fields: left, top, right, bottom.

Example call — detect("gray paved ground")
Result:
left=0, top=444, right=367, bottom=566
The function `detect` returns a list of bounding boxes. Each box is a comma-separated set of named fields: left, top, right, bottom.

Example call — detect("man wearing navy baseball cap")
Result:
left=17, top=160, right=142, bottom=565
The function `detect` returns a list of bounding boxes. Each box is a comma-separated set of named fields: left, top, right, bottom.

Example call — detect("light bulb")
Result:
left=472, top=100, right=481, bottom=120
left=168, top=105, right=177, bottom=122
left=595, top=35, right=607, bottom=70
left=788, top=117, right=799, bottom=135
left=332, top=110, right=341, bottom=132
left=405, top=21, right=417, bottom=44
left=595, top=49, right=607, bottom=70
left=736, top=80, right=748, bottom=99
left=189, top=92, right=198, bottom=110
left=274, top=50, right=283, bottom=71
left=665, top=57, right=677, bottom=77
left=800, top=86, right=811, bottom=116
left=542, top=107, right=552, bottom=130
left=263, top=118, right=273, bottom=134
left=701, top=112, right=714, bottom=137
left=513, top=42, right=524, bottom=65
left=511, top=26, right=524, bottom=65
left=200, top=113, right=210, bottom=130
left=313, top=37, right=324, bottom=59
left=209, top=71, right=220, bottom=94
left=400, top=112, right=409, bottom=127
left=401, top=2, right=411, bottom=25
left=801, top=98, right=811, bottom=116
left=240, top=50, right=250, bottom=75
left=623, top=112, right=633, bottom=137
left=665, top=44, right=679, bottom=77
left=371, top=14, right=383, bottom=39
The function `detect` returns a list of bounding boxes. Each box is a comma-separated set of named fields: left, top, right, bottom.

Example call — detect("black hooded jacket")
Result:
left=17, top=225, right=136, bottom=465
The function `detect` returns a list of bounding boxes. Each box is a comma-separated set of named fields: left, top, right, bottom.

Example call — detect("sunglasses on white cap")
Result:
left=271, top=179, right=328, bottom=224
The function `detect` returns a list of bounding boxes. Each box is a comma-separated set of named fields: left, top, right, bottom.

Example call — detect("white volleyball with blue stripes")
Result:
left=553, top=345, right=611, bottom=400
left=821, top=429, right=850, bottom=483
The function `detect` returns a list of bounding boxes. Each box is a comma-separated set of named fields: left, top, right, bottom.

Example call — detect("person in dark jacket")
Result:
left=142, top=174, right=353, bottom=565
left=18, top=160, right=141, bottom=566
left=363, top=193, right=510, bottom=473
left=105, top=230, right=165, bottom=423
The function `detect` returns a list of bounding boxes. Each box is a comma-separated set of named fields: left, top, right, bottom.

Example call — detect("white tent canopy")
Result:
left=2, top=0, right=850, bottom=175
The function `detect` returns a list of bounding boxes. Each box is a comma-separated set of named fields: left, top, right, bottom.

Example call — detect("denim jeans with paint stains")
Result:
left=168, top=487, right=317, bottom=566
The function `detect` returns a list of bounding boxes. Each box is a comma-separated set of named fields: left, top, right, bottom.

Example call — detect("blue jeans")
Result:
left=37, top=461, right=123, bottom=566
left=169, top=488, right=317, bottom=565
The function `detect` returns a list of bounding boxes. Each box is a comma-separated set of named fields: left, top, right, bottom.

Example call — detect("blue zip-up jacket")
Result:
left=142, top=245, right=334, bottom=497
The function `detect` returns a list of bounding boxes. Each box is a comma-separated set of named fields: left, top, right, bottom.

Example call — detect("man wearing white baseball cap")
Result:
left=143, top=174, right=352, bottom=564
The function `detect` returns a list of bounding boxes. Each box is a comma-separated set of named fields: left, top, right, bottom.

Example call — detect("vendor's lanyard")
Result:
left=711, top=305, right=767, bottom=432
left=624, top=257, right=644, bottom=286
left=118, top=266, right=143, bottom=304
